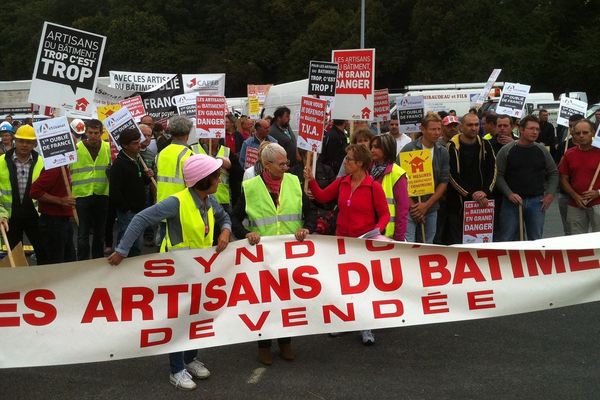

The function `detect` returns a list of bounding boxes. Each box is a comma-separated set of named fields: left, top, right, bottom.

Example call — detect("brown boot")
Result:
left=279, top=342, right=295, bottom=361
left=258, top=347, right=272, bottom=365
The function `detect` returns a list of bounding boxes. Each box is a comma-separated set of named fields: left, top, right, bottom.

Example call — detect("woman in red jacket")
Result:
left=304, top=143, right=389, bottom=345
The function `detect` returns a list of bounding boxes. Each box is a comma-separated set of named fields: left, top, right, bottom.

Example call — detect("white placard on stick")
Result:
left=496, top=82, right=531, bottom=118
left=33, top=116, right=77, bottom=168
left=104, top=107, right=141, bottom=150
left=557, top=97, right=587, bottom=128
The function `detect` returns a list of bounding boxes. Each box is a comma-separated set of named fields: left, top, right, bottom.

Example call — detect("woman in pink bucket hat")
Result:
left=107, top=154, right=232, bottom=391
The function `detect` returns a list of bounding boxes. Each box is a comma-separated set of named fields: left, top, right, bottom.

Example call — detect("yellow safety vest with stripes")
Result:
left=0, top=153, right=44, bottom=218
left=381, top=164, right=407, bottom=238
left=156, top=143, right=194, bottom=202
left=160, top=189, right=214, bottom=252
left=242, top=173, right=302, bottom=236
left=191, top=143, right=231, bottom=205
left=70, top=141, right=111, bottom=197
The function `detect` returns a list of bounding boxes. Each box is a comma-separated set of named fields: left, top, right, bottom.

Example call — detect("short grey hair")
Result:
left=138, top=123, right=152, bottom=135
left=168, top=115, right=193, bottom=137
left=261, top=143, right=287, bottom=164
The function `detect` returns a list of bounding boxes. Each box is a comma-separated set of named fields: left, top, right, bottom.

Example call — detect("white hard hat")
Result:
left=70, top=119, right=86, bottom=135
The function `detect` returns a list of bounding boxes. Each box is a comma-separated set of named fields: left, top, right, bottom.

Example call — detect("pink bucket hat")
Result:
left=183, top=154, right=223, bottom=188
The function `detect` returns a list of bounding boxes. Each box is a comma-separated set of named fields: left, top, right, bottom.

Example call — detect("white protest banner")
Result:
left=396, top=96, right=425, bottom=134
left=474, top=69, right=502, bottom=107
left=496, top=82, right=531, bottom=118
left=308, top=61, right=338, bottom=97
left=557, top=97, right=588, bottom=128
left=462, top=200, right=495, bottom=244
left=196, top=96, right=227, bottom=139
left=119, top=96, right=146, bottom=120
left=331, top=48, right=375, bottom=121
left=182, top=74, right=226, bottom=96
left=93, top=82, right=127, bottom=110
left=0, top=234, right=600, bottom=369
left=29, top=22, right=106, bottom=116
left=109, top=71, right=175, bottom=92
left=297, top=96, right=328, bottom=153
left=103, top=107, right=140, bottom=150
left=374, top=89, right=390, bottom=122
left=32, top=116, right=77, bottom=168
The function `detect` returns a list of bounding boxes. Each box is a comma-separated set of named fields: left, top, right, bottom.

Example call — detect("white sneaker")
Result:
left=186, top=358, right=210, bottom=379
left=361, top=330, right=375, bottom=345
left=169, top=369, right=197, bottom=390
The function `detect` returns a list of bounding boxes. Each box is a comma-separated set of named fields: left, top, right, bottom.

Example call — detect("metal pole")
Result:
left=360, top=0, right=365, bottom=49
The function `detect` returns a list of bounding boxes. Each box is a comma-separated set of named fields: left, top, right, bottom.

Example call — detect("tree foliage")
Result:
left=1, top=0, right=599, bottom=101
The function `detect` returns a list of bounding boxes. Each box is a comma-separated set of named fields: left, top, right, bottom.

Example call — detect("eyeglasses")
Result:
left=270, top=160, right=290, bottom=169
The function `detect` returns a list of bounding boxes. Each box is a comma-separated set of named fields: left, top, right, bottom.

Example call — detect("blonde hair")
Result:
left=350, top=128, right=374, bottom=144
left=421, top=111, right=442, bottom=128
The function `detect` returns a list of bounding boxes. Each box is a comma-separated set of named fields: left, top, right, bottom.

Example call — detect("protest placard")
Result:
left=374, top=89, right=390, bottom=122
left=297, top=96, right=328, bottom=153
left=462, top=200, right=495, bottom=244
left=103, top=107, right=140, bottom=150
left=28, top=22, right=106, bottom=116
left=474, top=69, right=502, bottom=107
left=308, top=61, right=338, bottom=97
left=248, top=96, right=260, bottom=119
left=196, top=96, right=227, bottom=139
left=110, top=72, right=225, bottom=95
left=172, top=93, right=197, bottom=119
left=399, top=149, right=435, bottom=197
left=396, top=96, right=424, bottom=134
left=118, top=96, right=146, bottom=119
left=1, top=233, right=599, bottom=368
left=247, top=84, right=272, bottom=104
left=331, top=48, right=375, bottom=121
left=557, top=97, right=588, bottom=128
left=496, top=82, right=531, bottom=118
left=32, top=116, right=77, bottom=168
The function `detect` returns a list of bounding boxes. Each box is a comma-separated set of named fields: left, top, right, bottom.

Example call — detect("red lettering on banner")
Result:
left=337, top=238, right=346, bottom=255
left=0, top=292, right=20, bottom=327
left=567, top=249, right=599, bottom=272
left=525, top=250, right=566, bottom=276
left=140, top=327, right=172, bottom=348
left=370, top=258, right=403, bottom=291
left=453, top=252, right=486, bottom=284
left=292, top=265, right=322, bottom=298
left=227, top=273, right=260, bottom=307
left=467, top=290, right=495, bottom=310
left=189, top=318, right=215, bottom=339
left=259, top=269, right=291, bottom=302
left=203, top=278, right=227, bottom=312
left=143, top=259, right=175, bottom=277
left=373, top=299, right=404, bottom=318
left=508, top=250, right=525, bottom=278
left=235, top=244, right=264, bottom=265
left=365, top=240, right=395, bottom=252
left=193, top=252, right=219, bottom=273
left=419, top=254, right=450, bottom=287
left=239, top=311, right=269, bottom=331
left=338, top=262, right=370, bottom=294
left=121, top=287, right=155, bottom=321
left=190, top=283, right=202, bottom=315
left=282, top=307, right=308, bottom=327
left=323, top=303, right=356, bottom=323
left=477, top=250, right=506, bottom=280
left=285, top=240, right=315, bottom=259
left=158, top=284, right=188, bottom=319
left=422, top=292, right=449, bottom=314
left=81, top=288, right=118, bottom=323
left=23, top=289, right=56, bottom=326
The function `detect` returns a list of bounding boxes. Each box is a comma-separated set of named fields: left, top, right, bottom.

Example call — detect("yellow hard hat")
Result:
left=14, top=125, right=36, bottom=141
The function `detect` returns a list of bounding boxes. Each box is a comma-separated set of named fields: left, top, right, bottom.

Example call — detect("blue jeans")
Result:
left=76, top=195, right=108, bottom=260
left=406, top=211, right=437, bottom=244
left=498, top=195, right=545, bottom=241
left=116, top=210, right=142, bottom=257
left=169, top=350, right=198, bottom=374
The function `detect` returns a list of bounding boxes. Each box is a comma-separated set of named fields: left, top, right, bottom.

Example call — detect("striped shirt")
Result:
left=12, top=152, right=32, bottom=202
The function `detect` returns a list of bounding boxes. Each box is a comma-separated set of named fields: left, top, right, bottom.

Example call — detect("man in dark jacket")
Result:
left=319, top=119, right=348, bottom=174
left=109, top=128, right=153, bottom=256
left=269, top=106, right=298, bottom=168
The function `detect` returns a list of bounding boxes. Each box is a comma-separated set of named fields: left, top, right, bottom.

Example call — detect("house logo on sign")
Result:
left=75, top=98, right=89, bottom=112
left=215, top=131, right=222, bottom=138
left=409, top=156, right=426, bottom=173
left=361, top=107, right=371, bottom=120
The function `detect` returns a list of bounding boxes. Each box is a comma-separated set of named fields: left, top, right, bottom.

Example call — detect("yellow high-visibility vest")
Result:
left=381, top=164, right=407, bottom=238
left=191, top=144, right=230, bottom=205
left=70, top=141, right=111, bottom=197
left=0, top=153, right=44, bottom=218
left=156, top=143, right=193, bottom=202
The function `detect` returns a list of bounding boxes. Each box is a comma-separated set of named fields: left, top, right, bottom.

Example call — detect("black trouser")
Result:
left=76, top=195, right=108, bottom=260
left=7, top=214, right=44, bottom=262
left=37, top=214, right=76, bottom=265
left=258, top=337, right=291, bottom=348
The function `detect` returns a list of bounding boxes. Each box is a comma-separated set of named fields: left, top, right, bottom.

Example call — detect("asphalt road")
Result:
left=2, top=201, right=599, bottom=400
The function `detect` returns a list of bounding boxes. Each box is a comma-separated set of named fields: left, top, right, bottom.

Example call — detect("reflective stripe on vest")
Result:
left=191, top=143, right=231, bottom=205
left=242, top=173, right=303, bottom=236
left=381, top=164, right=406, bottom=238
left=0, top=154, right=44, bottom=218
left=160, top=189, right=214, bottom=252
left=70, top=141, right=110, bottom=197
left=156, top=144, right=193, bottom=202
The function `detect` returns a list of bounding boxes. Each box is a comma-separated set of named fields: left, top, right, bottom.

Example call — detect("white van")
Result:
left=262, top=79, right=308, bottom=132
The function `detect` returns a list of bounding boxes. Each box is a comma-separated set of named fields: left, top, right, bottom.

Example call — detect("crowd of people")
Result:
left=0, top=104, right=598, bottom=390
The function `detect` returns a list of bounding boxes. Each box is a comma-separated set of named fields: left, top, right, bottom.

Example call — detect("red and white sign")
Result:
left=331, top=48, right=375, bottom=121
left=0, top=234, right=599, bottom=368
left=247, top=84, right=273, bottom=104
left=297, top=96, right=328, bottom=153
left=462, top=200, right=495, bottom=244
left=118, top=96, right=146, bottom=119
left=374, top=89, right=390, bottom=122
left=196, top=96, right=227, bottom=139
left=244, top=147, right=259, bottom=169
